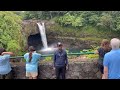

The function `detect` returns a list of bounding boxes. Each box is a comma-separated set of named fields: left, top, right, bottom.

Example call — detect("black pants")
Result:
left=98, top=64, right=104, bottom=74
left=55, top=66, right=66, bottom=79
left=0, top=70, right=13, bottom=79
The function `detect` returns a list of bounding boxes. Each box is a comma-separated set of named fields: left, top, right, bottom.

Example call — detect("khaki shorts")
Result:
left=26, top=72, right=38, bottom=78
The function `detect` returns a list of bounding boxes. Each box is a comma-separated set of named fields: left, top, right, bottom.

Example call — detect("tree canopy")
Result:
left=20, top=11, right=120, bottom=32
left=0, top=11, right=24, bottom=55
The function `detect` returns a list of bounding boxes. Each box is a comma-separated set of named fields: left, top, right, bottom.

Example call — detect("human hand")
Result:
left=53, top=67, right=55, bottom=70
left=66, top=65, right=69, bottom=70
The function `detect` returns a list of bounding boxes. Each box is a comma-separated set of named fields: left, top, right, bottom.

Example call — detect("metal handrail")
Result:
left=10, top=52, right=94, bottom=59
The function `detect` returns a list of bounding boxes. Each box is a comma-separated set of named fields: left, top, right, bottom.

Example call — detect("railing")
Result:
left=10, top=52, right=94, bottom=59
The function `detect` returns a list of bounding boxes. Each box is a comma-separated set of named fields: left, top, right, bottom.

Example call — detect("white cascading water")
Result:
left=37, top=22, right=53, bottom=52
left=37, top=22, right=48, bottom=49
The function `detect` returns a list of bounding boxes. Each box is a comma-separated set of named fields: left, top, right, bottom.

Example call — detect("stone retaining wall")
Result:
left=11, top=61, right=102, bottom=79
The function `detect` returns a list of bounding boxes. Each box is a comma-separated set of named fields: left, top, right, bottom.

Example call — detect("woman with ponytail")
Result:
left=24, top=46, right=41, bottom=79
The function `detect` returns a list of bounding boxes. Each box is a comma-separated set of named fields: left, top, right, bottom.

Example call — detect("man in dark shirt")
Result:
left=53, top=42, right=68, bottom=79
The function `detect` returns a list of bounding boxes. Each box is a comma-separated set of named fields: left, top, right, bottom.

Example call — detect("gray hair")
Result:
left=110, top=38, right=120, bottom=49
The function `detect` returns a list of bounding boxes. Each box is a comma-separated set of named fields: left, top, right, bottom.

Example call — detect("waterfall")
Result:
left=37, top=22, right=48, bottom=49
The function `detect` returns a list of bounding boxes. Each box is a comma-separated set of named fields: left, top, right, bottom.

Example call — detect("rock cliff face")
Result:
left=22, top=20, right=56, bottom=50
left=21, top=20, right=99, bottom=51
left=10, top=61, right=101, bottom=79
left=22, top=20, right=55, bottom=37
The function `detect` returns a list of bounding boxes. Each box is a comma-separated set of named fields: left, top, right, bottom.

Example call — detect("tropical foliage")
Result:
left=20, top=11, right=120, bottom=32
left=0, top=11, right=24, bottom=55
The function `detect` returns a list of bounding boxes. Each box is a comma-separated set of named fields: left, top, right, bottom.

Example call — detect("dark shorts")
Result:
left=98, top=64, right=104, bottom=74
left=0, top=70, right=13, bottom=79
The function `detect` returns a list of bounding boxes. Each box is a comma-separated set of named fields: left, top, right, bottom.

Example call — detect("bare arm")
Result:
left=2, top=52, right=14, bottom=56
left=103, top=66, right=108, bottom=79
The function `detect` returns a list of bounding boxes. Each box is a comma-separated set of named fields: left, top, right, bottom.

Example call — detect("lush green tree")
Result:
left=97, top=13, right=115, bottom=30
left=0, top=11, right=24, bottom=55
left=55, top=11, right=120, bottom=32
left=20, top=11, right=120, bottom=32
left=89, top=15, right=99, bottom=26
left=22, top=11, right=68, bottom=20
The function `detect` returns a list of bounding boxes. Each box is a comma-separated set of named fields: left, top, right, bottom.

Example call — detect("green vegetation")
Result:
left=82, top=48, right=99, bottom=59
left=44, top=57, right=52, bottom=61
left=48, top=23, right=120, bottom=45
left=40, top=57, right=53, bottom=63
left=18, top=11, right=120, bottom=33
left=0, top=11, right=24, bottom=55
left=86, top=54, right=99, bottom=59
left=20, top=11, right=67, bottom=20
left=1, top=11, right=120, bottom=56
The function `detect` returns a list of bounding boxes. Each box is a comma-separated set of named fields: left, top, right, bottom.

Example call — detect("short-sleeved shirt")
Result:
left=0, top=54, right=11, bottom=75
left=103, top=49, right=120, bottom=79
left=24, top=52, right=41, bottom=72
left=97, top=48, right=111, bottom=65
